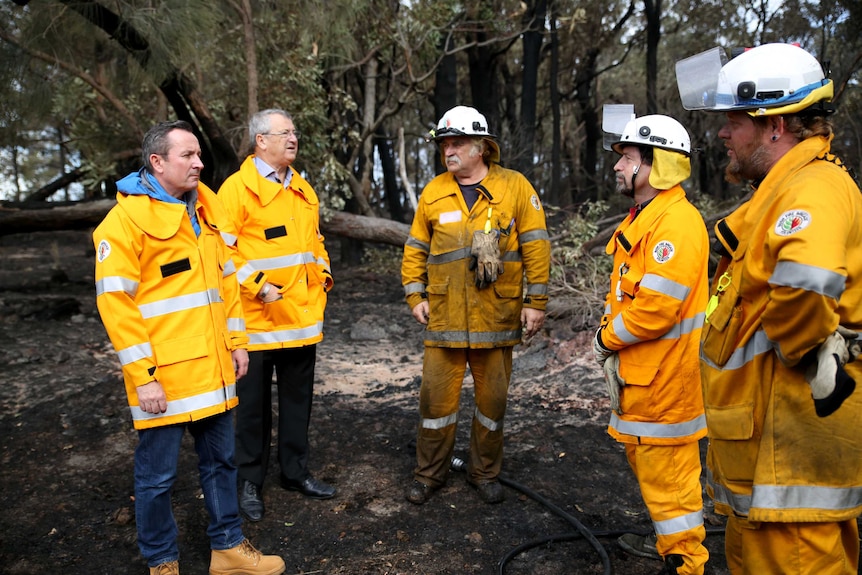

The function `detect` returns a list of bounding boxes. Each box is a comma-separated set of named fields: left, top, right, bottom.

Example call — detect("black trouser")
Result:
left=234, top=345, right=317, bottom=487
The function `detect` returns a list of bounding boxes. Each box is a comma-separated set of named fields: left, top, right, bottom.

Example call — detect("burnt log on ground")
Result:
left=0, top=200, right=410, bottom=247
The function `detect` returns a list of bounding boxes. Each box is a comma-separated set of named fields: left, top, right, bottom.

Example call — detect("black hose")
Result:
left=448, top=457, right=725, bottom=575
left=495, top=474, right=613, bottom=575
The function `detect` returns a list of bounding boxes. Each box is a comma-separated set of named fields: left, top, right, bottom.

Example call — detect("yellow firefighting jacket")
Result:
left=601, top=185, right=710, bottom=445
left=402, top=163, right=550, bottom=348
left=217, top=156, right=331, bottom=351
left=701, top=135, right=862, bottom=522
left=94, top=180, right=246, bottom=430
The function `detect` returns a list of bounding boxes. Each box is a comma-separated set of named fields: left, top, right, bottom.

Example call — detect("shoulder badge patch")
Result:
left=775, top=210, right=811, bottom=236
left=97, top=239, right=111, bottom=263
left=530, top=194, right=541, bottom=211
left=653, top=240, right=675, bottom=263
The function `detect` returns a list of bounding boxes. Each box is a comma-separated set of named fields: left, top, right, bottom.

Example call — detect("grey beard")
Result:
left=616, top=178, right=634, bottom=199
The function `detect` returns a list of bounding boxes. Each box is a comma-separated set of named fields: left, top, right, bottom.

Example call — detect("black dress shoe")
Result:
left=281, top=476, right=336, bottom=499
left=238, top=479, right=264, bottom=522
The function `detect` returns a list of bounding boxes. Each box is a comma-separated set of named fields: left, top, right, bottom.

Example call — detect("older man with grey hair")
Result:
left=218, top=109, right=335, bottom=522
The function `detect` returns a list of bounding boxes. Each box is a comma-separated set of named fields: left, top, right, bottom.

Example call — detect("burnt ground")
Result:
left=0, top=230, right=732, bottom=575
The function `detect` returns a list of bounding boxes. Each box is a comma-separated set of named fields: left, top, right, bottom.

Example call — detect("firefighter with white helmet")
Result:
left=594, top=106, right=710, bottom=575
left=402, top=105, right=550, bottom=505
left=677, top=43, right=862, bottom=574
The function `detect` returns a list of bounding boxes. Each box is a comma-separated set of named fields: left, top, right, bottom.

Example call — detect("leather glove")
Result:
left=603, top=352, right=626, bottom=413
left=470, top=230, right=503, bottom=289
left=592, top=329, right=613, bottom=365
left=836, top=325, right=861, bottom=361
left=805, top=330, right=857, bottom=417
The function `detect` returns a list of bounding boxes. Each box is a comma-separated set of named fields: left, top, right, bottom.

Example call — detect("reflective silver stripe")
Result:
left=605, top=303, right=612, bottom=314
left=248, top=252, right=316, bottom=271
left=404, top=282, right=426, bottom=295
left=405, top=236, right=430, bottom=252
left=96, top=276, right=139, bottom=296
left=130, top=384, right=237, bottom=421
left=526, top=283, right=547, bottom=296
left=117, top=342, right=153, bottom=366
left=428, top=247, right=471, bottom=265
left=612, top=314, right=641, bottom=345
left=659, top=313, right=705, bottom=340
left=752, top=484, right=862, bottom=512
left=609, top=412, right=706, bottom=439
left=770, top=261, right=845, bottom=300
left=700, top=328, right=773, bottom=372
left=424, top=329, right=522, bottom=345
left=138, top=289, right=222, bottom=319
left=247, top=322, right=324, bottom=345
left=653, top=509, right=703, bottom=535
left=708, top=468, right=751, bottom=516
left=236, top=262, right=257, bottom=284
left=474, top=407, right=502, bottom=432
left=421, top=412, right=458, bottom=430
left=220, top=230, right=237, bottom=247
left=501, top=251, right=522, bottom=262
left=227, top=317, right=245, bottom=332
left=223, top=259, right=236, bottom=276
left=640, top=273, right=690, bottom=301
left=520, top=229, right=550, bottom=243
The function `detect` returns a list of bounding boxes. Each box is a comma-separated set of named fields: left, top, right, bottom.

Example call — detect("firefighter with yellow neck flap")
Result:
left=676, top=42, right=862, bottom=575
left=594, top=105, right=711, bottom=575
left=401, top=105, right=550, bottom=506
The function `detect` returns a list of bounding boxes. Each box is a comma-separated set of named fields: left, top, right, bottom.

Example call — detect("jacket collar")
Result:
left=605, top=185, right=688, bottom=255
left=423, top=163, right=504, bottom=205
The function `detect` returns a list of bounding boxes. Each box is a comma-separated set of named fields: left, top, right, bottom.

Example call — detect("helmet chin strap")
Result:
left=630, top=163, right=641, bottom=190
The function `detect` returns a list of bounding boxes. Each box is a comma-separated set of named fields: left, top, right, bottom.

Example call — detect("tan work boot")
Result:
left=209, top=539, right=285, bottom=575
left=149, top=561, right=179, bottom=575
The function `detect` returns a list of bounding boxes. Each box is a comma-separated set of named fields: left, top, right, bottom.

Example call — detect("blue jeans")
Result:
left=134, top=411, right=244, bottom=566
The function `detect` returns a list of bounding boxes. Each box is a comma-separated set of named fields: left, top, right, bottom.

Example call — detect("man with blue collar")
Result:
left=93, top=120, right=284, bottom=575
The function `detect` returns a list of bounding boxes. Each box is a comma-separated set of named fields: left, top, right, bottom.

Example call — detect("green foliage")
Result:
left=546, top=201, right=614, bottom=330
left=0, top=0, right=860, bottom=212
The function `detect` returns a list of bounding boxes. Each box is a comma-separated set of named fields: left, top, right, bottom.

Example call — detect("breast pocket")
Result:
left=701, top=280, right=743, bottom=367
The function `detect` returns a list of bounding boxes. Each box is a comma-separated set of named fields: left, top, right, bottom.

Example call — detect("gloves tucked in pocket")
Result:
left=470, top=230, right=503, bottom=289
left=805, top=329, right=857, bottom=417
left=603, top=352, right=626, bottom=414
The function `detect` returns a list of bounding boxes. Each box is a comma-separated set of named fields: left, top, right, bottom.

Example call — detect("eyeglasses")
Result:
left=261, top=130, right=301, bottom=140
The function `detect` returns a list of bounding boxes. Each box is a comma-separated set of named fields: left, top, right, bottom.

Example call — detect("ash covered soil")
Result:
left=0, top=230, right=730, bottom=575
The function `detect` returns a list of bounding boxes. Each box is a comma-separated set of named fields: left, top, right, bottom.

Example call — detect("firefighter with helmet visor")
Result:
left=676, top=42, right=862, bottom=575
left=594, top=106, right=711, bottom=575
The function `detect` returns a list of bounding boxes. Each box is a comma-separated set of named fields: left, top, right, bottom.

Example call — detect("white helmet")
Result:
left=429, top=105, right=501, bottom=163
left=676, top=43, right=833, bottom=116
left=611, top=114, right=691, bottom=156
left=431, top=106, right=496, bottom=139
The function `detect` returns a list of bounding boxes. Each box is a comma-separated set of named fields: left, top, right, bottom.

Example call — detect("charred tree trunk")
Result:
left=0, top=201, right=410, bottom=246
left=518, top=0, right=546, bottom=183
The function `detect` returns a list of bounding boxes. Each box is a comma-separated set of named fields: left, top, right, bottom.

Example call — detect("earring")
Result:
left=771, top=135, right=778, bottom=141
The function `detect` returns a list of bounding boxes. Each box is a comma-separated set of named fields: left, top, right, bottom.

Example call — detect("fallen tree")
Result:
left=0, top=200, right=410, bottom=247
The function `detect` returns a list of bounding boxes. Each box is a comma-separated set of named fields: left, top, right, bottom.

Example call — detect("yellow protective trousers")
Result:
left=414, top=346, right=512, bottom=488
left=625, top=442, right=709, bottom=575
left=724, top=515, right=859, bottom=575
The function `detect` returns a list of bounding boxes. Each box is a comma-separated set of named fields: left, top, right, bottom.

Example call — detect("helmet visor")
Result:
left=675, top=47, right=728, bottom=110
left=602, top=104, right=635, bottom=151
